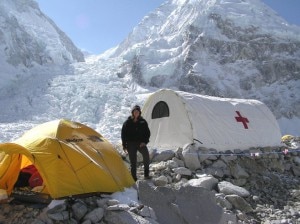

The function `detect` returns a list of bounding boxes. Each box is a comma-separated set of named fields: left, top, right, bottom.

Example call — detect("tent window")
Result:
left=152, top=101, right=170, bottom=119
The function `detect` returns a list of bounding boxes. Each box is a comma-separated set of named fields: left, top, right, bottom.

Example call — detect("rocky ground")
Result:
left=1, top=143, right=300, bottom=224
left=241, top=172, right=300, bottom=223
left=138, top=145, right=300, bottom=224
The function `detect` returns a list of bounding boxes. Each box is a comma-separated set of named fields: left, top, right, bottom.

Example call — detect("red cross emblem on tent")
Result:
left=235, top=111, right=249, bottom=129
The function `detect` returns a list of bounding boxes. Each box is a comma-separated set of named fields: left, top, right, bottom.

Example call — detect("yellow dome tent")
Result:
left=0, top=119, right=134, bottom=199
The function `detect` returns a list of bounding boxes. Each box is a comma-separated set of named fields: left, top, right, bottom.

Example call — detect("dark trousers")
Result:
left=127, top=142, right=150, bottom=181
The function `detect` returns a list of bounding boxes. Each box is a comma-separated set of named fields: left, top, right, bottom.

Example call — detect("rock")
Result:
left=215, top=193, right=233, bottom=210
left=96, top=197, right=109, bottom=208
left=151, top=161, right=168, bottom=171
left=139, top=206, right=157, bottom=220
left=107, top=204, right=131, bottom=211
left=218, top=181, right=250, bottom=197
left=204, top=167, right=225, bottom=178
left=172, top=157, right=185, bottom=167
left=231, top=178, right=247, bottom=187
left=72, top=200, right=88, bottom=220
left=172, top=167, right=192, bottom=176
left=104, top=210, right=157, bottom=224
left=175, top=147, right=184, bottom=161
left=212, top=160, right=232, bottom=177
left=152, top=150, right=175, bottom=162
left=198, top=147, right=218, bottom=162
left=81, top=220, right=92, bottom=224
left=229, top=163, right=249, bottom=179
left=221, top=153, right=238, bottom=163
left=225, top=195, right=253, bottom=213
left=2, top=146, right=300, bottom=224
left=292, top=165, right=300, bottom=176
left=182, top=143, right=201, bottom=170
left=47, top=210, right=70, bottom=221
left=293, top=157, right=300, bottom=165
left=186, top=175, right=218, bottom=190
left=84, top=207, right=104, bottom=223
left=47, top=202, right=66, bottom=214
left=166, top=160, right=178, bottom=169
left=138, top=181, right=235, bottom=224
left=107, top=199, right=120, bottom=206
left=153, top=175, right=169, bottom=186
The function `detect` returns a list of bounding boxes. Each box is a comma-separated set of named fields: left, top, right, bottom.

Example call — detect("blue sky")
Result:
left=36, top=0, right=300, bottom=54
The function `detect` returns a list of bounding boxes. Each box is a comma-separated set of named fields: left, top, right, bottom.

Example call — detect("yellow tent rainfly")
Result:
left=0, top=119, right=134, bottom=199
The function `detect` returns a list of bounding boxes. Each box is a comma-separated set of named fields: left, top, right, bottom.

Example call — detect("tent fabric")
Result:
left=0, top=119, right=134, bottom=198
left=142, top=89, right=282, bottom=151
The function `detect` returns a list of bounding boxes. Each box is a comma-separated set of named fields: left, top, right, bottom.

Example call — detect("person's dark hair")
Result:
left=131, top=105, right=141, bottom=116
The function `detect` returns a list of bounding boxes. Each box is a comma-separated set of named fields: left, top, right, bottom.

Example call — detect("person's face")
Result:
left=133, top=110, right=140, bottom=118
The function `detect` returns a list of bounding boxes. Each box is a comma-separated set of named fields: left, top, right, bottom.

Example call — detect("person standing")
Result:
left=121, top=105, right=151, bottom=181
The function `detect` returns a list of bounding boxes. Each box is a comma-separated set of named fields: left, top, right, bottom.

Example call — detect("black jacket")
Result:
left=121, top=116, right=151, bottom=148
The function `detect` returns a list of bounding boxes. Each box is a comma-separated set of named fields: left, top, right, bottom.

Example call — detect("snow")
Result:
left=0, top=53, right=298, bottom=145
left=0, top=0, right=299, bottom=145
left=111, top=187, right=139, bottom=205
left=0, top=56, right=152, bottom=144
left=46, top=187, right=139, bottom=210
left=46, top=187, right=139, bottom=208
left=0, top=0, right=74, bottom=65
left=278, top=117, right=300, bottom=136
left=117, top=0, right=300, bottom=57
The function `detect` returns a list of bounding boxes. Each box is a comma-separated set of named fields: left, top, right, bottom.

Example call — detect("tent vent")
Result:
left=152, top=101, right=169, bottom=119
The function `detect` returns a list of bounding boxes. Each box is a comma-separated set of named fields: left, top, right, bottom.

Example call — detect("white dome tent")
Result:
left=142, top=89, right=282, bottom=151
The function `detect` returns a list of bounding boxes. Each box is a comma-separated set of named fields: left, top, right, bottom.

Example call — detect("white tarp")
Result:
left=142, top=89, right=282, bottom=151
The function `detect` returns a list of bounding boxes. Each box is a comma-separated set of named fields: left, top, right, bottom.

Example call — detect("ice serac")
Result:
left=107, top=0, right=300, bottom=126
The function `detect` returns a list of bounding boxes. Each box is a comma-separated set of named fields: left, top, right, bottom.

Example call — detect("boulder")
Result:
left=187, top=175, right=218, bottom=190
left=218, top=181, right=250, bottom=197
left=138, top=181, right=236, bottom=224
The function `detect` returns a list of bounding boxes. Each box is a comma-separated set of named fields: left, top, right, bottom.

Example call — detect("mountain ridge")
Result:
left=104, top=0, right=300, bottom=122
left=108, top=0, right=300, bottom=58
left=0, top=0, right=84, bottom=90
